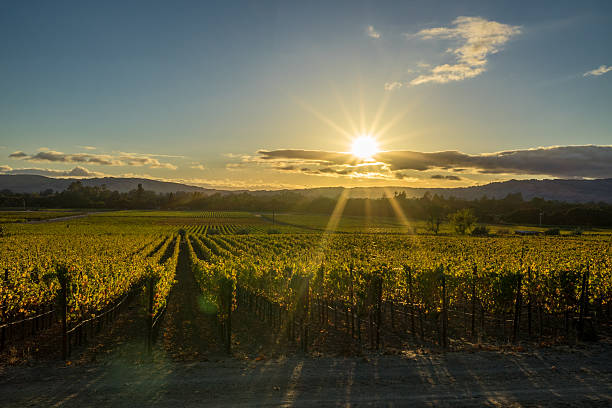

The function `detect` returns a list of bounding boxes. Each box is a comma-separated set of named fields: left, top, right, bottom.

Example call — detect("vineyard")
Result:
left=0, top=210, right=611, bottom=361
left=187, top=232, right=611, bottom=352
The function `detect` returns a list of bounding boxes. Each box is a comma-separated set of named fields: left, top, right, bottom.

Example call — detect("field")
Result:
left=0, top=210, right=85, bottom=224
left=1, top=210, right=611, bottom=406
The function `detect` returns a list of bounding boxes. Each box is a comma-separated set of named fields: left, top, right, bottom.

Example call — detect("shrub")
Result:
left=471, top=225, right=489, bottom=236
left=545, top=228, right=560, bottom=236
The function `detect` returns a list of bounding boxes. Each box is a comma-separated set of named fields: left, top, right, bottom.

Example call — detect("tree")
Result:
left=449, top=208, right=477, bottom=235
left=426, top=204, right=444, bottom=234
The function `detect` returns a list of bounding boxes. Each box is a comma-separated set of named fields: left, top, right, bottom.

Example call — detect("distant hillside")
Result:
left=292, top=178, right=612, bottom=203
left=0, top=175, right=216, bottom=194
left=1, top=175, right=611, bottom=203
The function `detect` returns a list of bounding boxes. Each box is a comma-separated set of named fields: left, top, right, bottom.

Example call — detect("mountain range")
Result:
left=1, top=175, right=611, bottom=203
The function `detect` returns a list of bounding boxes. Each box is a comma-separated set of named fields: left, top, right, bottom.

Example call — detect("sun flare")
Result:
left=351, top=135, right=379, bottom=160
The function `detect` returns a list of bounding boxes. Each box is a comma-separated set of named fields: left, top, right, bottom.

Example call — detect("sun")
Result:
left=351, top=135, right=379, bottom=160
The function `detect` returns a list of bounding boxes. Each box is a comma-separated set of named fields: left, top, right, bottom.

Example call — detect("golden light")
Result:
left=351, top=135, right=379, bottom=160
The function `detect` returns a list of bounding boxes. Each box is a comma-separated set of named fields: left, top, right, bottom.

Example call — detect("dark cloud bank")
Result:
left=258, top=145, right=612, bottom=179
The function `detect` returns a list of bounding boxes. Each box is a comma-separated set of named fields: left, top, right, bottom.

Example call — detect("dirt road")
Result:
left=1, top=343, right=611, bottom=407
left=26, top=211, right=108, bottom=224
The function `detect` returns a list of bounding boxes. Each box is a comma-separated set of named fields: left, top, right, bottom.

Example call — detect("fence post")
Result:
left=406, top=265, right=415, bottom=337
left=513, top=272, right=523, bottom=343
left=302, top=278, right=309, bottom=353
left=441, top=268, right=448, bottom=349
left=375, top=277, right=382, bottom=350
left=147, top=276, right=154, bottom=355
left=57, top=266, right=68, bottom=361
left=471, top=265, right=477, bottom=339
left=225, top=280, right=232, bottom=355
left=527, top=267, right=532, bottom=338
left=578, top=264, right=593, bottom=341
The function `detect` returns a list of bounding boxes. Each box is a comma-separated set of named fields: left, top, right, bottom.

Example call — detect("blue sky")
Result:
left=1, top=1, right=611, bottom=189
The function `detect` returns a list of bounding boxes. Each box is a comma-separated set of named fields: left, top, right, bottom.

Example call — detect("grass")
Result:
left=3, top=209, right=609, bottom=237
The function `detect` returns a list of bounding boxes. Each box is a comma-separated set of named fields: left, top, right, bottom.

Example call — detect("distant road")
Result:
left=26, top=211, right=109, bottom=224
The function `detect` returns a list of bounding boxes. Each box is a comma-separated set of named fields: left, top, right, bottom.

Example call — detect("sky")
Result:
left=1, top=0, right=611, bottom=190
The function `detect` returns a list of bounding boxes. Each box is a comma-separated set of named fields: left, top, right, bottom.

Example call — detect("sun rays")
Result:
left=293, top=87, right=416, bottom=258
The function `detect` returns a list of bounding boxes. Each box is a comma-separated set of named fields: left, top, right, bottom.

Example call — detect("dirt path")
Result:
left=26, top=211, right=109, bottom=224
left=157, top=238, right=221, bottom=360
left=1, top=343, right=611, bottom=407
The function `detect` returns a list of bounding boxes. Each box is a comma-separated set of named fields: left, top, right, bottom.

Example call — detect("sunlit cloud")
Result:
left=0, top=165, right=103, bottom=178
left=9, top=151, right=28, bottom=159
left=584, top=65, right=612, bottom=77
left=8, top=149, right=178, bottom=170
left=366, top=25, right=381, bottom=39
left=408, top=16, right=521, bottom=85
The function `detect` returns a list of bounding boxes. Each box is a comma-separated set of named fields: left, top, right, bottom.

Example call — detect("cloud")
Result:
left=118, top=153, right=178, bottom=169
left=8, top=149, right=177, bottom=170
left=257, top=149, right=360, bottom=166
left=0, top=166, right=101, bottom=178
left=409, top=16, right=521, bottom=85
left=366, top=25, right=381, bottom=39
left=257, top=145, right=612, bottom=179
left=584, top=65, right=612, bottom=77
left=9, top=151, right=28, bottom=158
left=0, top=165, right=12, bottom=172
left=430, top=174, right=462, bottom=180
left=190, top=163, right=206, bottom=170
left=384, top=81, right=403, bottom=91
left=77, top=145, right=97, bottom=150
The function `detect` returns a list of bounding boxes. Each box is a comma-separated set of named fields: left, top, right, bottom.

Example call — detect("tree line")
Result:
left=1, top=181, right=612, bottom=227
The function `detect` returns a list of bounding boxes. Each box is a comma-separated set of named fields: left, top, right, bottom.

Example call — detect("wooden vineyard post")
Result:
left=405, top=265, right=415, bottom=337
left=301, top=278, right=309, bottom=353
left=513, top=272, right=523, bottom=343
left=578, top=264, right=591, bottom=341
left=527, top=267, right=532, bottom=338
left=471, top=265, right=477, bottom=339
left=349, top=265, right=355, bottom=338
left=375, top=276, right=382, bottom=350
left=147, top=276, right=154, bottom=355
left=441, top=268, right=448, bottom=349
left=58, top=266, right=68, bottom=360
left=1, top=269, right=8, bottom=351
left=224, top=279, right=232, bottom=355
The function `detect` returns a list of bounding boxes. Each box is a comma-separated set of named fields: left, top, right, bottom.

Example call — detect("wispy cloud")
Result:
left=384, top=81, right=403, bottom=91
left=190, top=162, right=206, bottom=170
left=366, top=25, right=381, bottom=39
left=408, top=16, right=521, bottom=85
left=584, top=65, right=612, bottom=77
left=430, top=174, right=462, bottom=180
left=8, top=149, right=178, bottom=170
left=77, top=145, right=97, bottom=151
